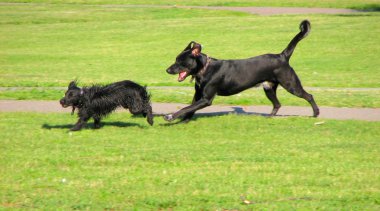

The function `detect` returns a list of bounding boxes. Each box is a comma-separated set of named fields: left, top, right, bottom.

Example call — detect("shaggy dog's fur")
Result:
left=60, top=80, right=153, bottom=131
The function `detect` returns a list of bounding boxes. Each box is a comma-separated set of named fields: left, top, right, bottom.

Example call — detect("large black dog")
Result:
left=164, top=20, right=319, bottom=122
left=60, top=80, right=153, bottom=131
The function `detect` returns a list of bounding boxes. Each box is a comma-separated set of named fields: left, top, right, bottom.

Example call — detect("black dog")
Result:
left=60, top=80, right=153, bottom=131
left=164, top=20, right=319, bottom=122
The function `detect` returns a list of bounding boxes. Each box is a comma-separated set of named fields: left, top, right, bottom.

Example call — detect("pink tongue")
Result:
left=178, top=72, right=187, bottom=82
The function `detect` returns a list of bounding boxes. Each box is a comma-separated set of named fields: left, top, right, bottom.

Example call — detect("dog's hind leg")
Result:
left=122, top=97, right=142, bottom=115
left=143, top=102, right=154, bottom=126
left=263, top=82, right=281, bottom=116
left=277, top=67, right=319, bottom=117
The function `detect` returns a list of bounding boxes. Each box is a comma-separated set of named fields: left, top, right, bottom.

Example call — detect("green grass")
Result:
left=1, top=112, right=379, bottom=209
left=2, top=87, right=380, bottom=108
left=2, top=0, right=380, bottom=10
left=1, top=4, right=379, bottom=88
left=1, top=2, right=379, bottom=210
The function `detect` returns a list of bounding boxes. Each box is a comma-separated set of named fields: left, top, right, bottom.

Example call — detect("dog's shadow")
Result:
left=42, top=121, right=143, bottom=130
left=160, top=106, right=303, bottom=126
left=209, top=106, right=270, bottom=116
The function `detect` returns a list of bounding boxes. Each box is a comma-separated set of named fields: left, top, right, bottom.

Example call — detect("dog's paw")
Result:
left=313, top=110, right=320, bottom=117
left=70, top=126, right=82, bottom=131
left=163, top=114, right=174, bottom=122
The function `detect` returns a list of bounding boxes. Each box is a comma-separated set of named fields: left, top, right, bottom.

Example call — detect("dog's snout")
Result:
left=166, top=64, right=179, bottom=75
left=166, top=66, right=175, bottom=74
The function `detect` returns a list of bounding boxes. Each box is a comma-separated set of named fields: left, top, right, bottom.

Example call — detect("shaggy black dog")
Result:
left=60, top=80, right=153, bottom=131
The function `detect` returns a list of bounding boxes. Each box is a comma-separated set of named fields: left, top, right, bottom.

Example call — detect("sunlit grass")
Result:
left=1, top=0, right=379, bottom=10
left=1, top=112, right=379, bottom=209
left=0, top=4, right=379, bottom=88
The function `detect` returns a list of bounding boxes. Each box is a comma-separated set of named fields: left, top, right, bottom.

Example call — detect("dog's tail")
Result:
left=141, top=86, right=154, bottom=126
left=281, top=20, right=310, bottom=61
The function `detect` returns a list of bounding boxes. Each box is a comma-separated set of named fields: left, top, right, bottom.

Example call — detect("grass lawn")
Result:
left=1, top=2, right=379, bottom=210
left=0, top=4, right=379, bottom=89
left=1, top=112, right=379, bottom=210
left=2, top=0, right=380, bottom=10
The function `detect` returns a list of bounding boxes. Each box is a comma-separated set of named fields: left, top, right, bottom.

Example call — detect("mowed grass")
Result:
left=0, top=112, right=379, bottom=210
left=1, top=4, right=379, bottom=88
left=1, top=2, right=379, bottom=210
left=2, top=0, right=380, bottom=10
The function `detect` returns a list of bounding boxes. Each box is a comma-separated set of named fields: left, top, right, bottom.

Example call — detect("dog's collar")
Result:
left=71, top=89, right=85, bottom=114
left=199, top=56, right=212, bottom=76
left=190, top=56, right=212, bottom=83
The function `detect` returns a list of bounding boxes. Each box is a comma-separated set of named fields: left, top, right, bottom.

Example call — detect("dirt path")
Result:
left=1, top=100, right=379, bottom=122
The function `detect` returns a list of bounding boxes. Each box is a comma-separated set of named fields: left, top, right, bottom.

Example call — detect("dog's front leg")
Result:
left=71, top=112, right=91, bottom=131
left=71, top=119, right=86, bottom=131
left=164, top=97, right=213, bottom=122
left=181, top=84, right=203, bottom=122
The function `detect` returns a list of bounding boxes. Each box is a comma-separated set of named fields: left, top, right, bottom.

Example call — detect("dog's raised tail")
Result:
left=281, top=20, right=310, bottom=61
left=142, top=86, right=154, bottom=126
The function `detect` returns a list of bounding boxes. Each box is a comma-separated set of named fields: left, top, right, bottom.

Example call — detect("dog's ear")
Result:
left=193, top=43, right=202, bottom=50
left=183, top=41, right=196, bottom=51
left=68, top=81, right=77, bottom=89
left=188, top=43, right=202, bottom=58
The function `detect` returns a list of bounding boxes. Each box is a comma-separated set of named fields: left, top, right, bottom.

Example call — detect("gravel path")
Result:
left=1, top=100, right=379, bottom=122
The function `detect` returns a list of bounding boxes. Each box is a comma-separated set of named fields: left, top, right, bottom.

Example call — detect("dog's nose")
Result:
left=59, top=99, right=64, bottom=105
left=166, top=64, right=176, bottom=74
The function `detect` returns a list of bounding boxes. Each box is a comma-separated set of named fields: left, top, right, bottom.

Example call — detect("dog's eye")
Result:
left=180, top=59, right=193, bottom=67
left=176, top=58, right=184, bottom=65
left=187, top=59, right=196, bottom=68
left=68, top=92, right=73, bottom=97
left=179, top=61, right=187, bottom=67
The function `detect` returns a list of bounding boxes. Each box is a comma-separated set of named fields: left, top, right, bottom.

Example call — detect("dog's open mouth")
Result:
left=60, top=102, right=69, bottom=108
left=60, top=103, right=76, bottom=115
left=178, top=71, right=188, bottom=82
